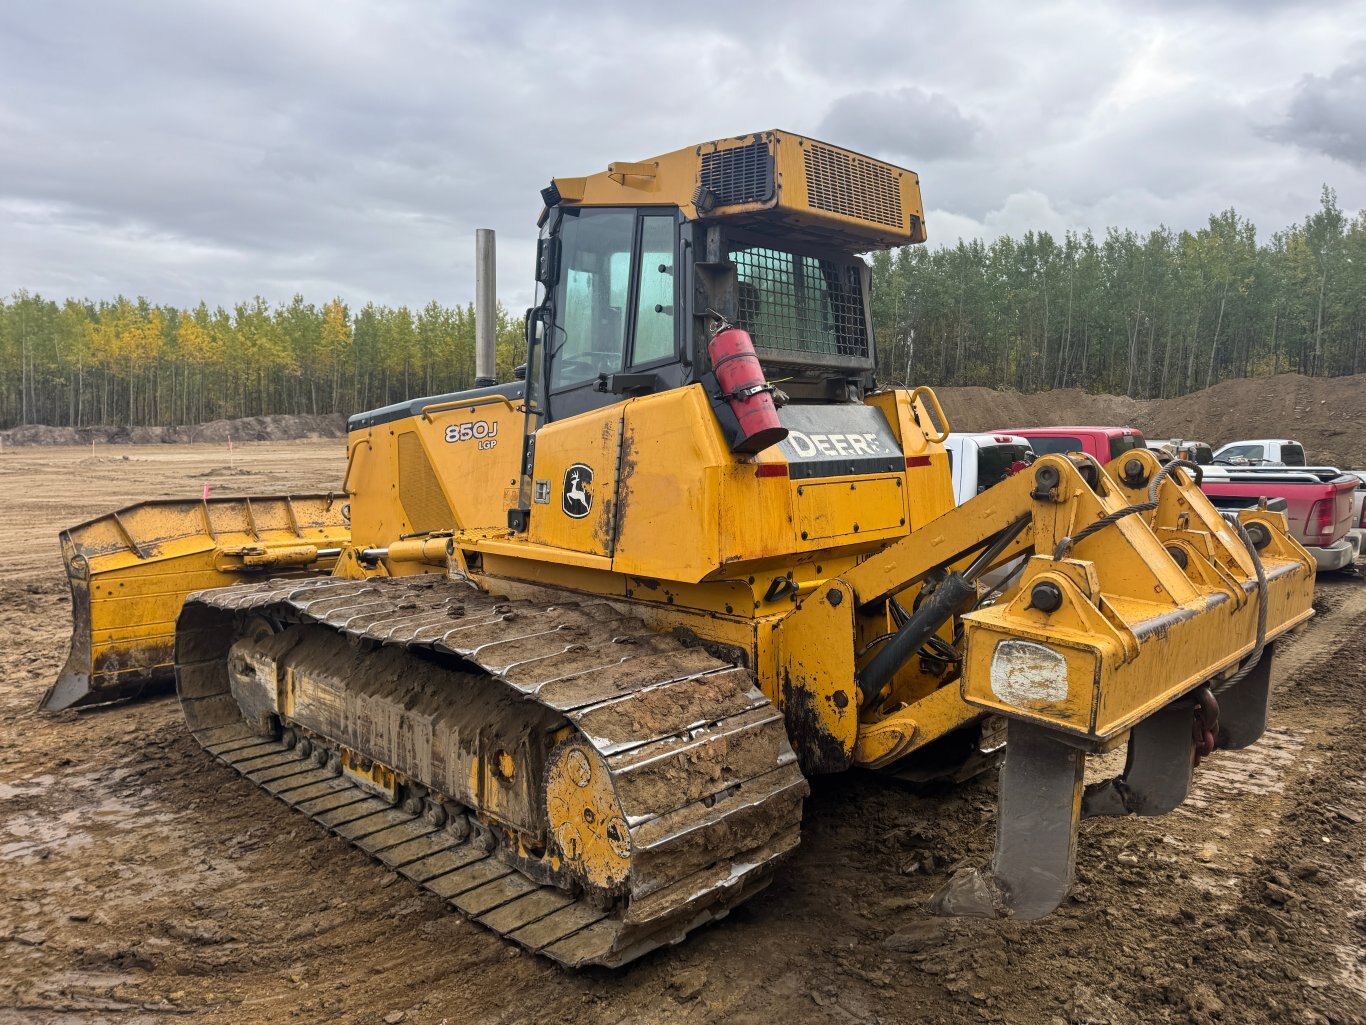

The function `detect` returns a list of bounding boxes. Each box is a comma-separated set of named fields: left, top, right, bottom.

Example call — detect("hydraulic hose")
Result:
left=857, top=514, right=1030, bottom=710
left=1052, top=458, right=1203, bottom=561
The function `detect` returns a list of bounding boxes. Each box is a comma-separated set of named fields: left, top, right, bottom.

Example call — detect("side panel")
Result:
left=864, top=389, right=956, bottom=530
left=612, top=386, right=724, bottom=579
left=526, top=405, right=624, bottom=558
left=346, top=395, right=523, bottom=552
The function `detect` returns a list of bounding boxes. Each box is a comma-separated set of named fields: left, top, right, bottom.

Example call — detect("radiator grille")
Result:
left=397, top=431, right=454, bottom=533
left=803, top=144, right=904, bottom=229
left=699, top=140, right=774, bottom=207
left=732, top=246, right=869, bottom=360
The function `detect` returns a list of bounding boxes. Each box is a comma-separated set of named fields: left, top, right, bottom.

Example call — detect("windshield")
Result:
left=729, top=243, right=869, bottom=361
left=548, top=207, right=678, bottom=392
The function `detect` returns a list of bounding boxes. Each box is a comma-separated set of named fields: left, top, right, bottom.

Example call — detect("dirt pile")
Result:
left=0, top=412, right=347, bottom=448
left=3, top=373, right=1361, bottom=466
left=938, top=372, right=1366, bottom=468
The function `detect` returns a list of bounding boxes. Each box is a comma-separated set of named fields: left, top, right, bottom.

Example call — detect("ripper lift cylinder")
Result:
left=856, top=514, right=1030, bottom=710
left=858, top=573, right=976, bottom=709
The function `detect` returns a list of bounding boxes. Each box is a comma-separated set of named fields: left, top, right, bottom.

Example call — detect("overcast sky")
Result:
left=2, top=0, right=1363, bottom=312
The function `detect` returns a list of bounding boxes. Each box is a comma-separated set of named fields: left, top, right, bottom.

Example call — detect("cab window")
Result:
left=549, top=208, right=678, bottom=392
left=978, top=444, right=1032, bottom=491
left=1026, top=436, right=1083, bottom=456
left=1109, top=433, right=1145, bottom=460
left=1282, top=444, right=1306, bottom=467
left=632, top=215, right=676, bottom=366
left=551, top=209, right=635, bottom=391
left=1218, top=444, right=1263, bottom=465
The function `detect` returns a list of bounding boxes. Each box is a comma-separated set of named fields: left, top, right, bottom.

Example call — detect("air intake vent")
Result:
left=803, top=144, right=904, bottom=229
left=699, top=140, right=774, bottom=207
left=397, top=431, right=455, bottom=533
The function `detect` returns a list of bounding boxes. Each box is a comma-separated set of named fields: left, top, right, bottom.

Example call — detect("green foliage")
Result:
left=871, top=189, right=1366, bottom=397
left=3, top=189, right=1363, bottom=427
left=0, top=292, right=527, bottom=427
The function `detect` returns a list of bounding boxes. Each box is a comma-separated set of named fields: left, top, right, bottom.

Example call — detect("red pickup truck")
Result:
left=1005, top=426, right=1147, bottom=463
left=1198, top=466, right=1358, bottom=571
left=1004, top=427, right=1358, bottom=572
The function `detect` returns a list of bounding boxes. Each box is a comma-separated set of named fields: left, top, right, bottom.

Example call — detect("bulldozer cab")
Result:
left=512, top=130, right=926, bottom=525
left=527, top=210, right=880, bottom=425
left=522, top=130, right=925, bottom=425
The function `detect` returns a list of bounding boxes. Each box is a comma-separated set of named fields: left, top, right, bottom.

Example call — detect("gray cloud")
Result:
left=818, top=88, right=983, bottom=161
left=0, top=0, right=1363, bottom=313
left=1270, top=54, right=1366, bottom=168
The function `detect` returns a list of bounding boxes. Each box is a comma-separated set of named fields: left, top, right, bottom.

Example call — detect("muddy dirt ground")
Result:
left=1, top=441, right=1363, bottom=1025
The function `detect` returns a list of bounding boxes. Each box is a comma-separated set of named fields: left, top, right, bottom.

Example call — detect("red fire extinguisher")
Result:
left=707, top=316, right=787, bottom=454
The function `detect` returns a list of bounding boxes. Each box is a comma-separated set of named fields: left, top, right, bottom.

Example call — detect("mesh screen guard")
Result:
left=729, top=243, right=871, bottom=365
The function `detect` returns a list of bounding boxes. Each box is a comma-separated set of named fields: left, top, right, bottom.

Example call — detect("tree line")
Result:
left=0, top=295, right=526, bottom=429
left=1, top=187, right=1362, bottom=428
left=869, top=186, right=1365, bottom=396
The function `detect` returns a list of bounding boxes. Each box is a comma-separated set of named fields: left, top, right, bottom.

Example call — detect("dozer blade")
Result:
left=44, top=494, right=348, bottom=711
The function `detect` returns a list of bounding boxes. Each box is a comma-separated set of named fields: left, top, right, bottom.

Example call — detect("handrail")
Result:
left=341, top=438, right=369, bottom=495
left=420, top=394, right=517, bottom=421
left=909, top=386, right=951, bottom=444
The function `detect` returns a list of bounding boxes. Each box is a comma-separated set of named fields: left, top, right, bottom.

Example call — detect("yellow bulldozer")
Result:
left=48, top=131, right=1315, bottom=967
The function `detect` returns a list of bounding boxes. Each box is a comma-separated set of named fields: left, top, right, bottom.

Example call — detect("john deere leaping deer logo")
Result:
left=562, top=463, right=594, bottom=519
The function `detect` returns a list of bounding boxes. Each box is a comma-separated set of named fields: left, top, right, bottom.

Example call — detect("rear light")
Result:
left=1359, top=499, right=1366, bottom=529
left=1306, top=498, right=1334, bottom=542
left=754, top=463, right=788, bottom=479
left=906, top=455, right=932, bottom=468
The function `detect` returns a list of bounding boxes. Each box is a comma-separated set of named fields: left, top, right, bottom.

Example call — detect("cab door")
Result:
left=543, top=207, right=680, bottom=423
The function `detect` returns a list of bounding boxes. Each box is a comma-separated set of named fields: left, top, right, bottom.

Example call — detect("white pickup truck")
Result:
left=1213, top=438, right=1308, bottom=467
left=942, top=432, right=1035, bottom=503
left=943, top=433, right=1035, bottom=590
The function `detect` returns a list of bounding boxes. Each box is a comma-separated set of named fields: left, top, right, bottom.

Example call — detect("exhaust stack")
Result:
left=475, top=228, right=497, bottom=387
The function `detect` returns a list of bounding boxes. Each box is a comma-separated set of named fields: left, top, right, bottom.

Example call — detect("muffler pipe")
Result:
left=475, top=228, right=497, bottom=387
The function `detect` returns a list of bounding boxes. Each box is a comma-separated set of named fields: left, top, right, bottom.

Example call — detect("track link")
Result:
left=175, top=575, right=808, bottom=968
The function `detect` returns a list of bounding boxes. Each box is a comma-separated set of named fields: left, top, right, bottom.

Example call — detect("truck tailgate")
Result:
left=1200, top=472, right=1358, bottom=547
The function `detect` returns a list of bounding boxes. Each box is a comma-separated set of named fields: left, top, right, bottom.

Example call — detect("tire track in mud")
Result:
left=1275, top=575, right=1366, bottom=688
left=1190, top=575, right=1366, bottom=1016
